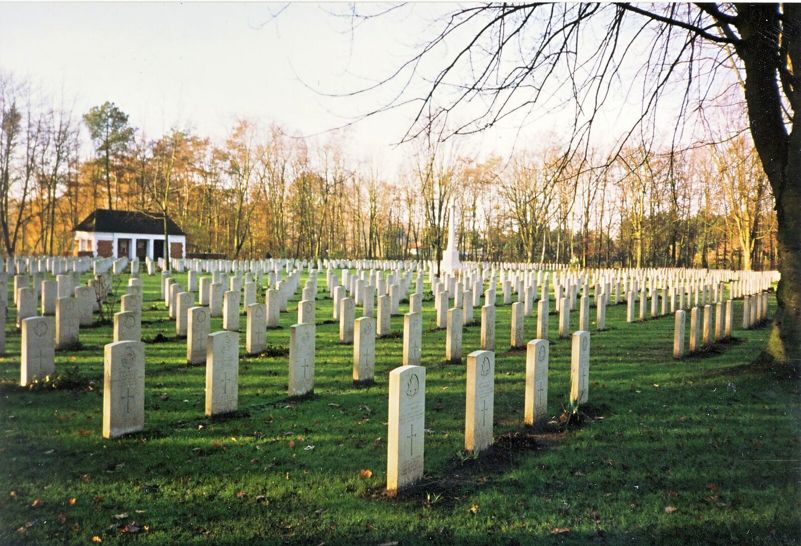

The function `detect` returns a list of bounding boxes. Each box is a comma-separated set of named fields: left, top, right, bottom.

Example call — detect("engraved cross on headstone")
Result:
left=407, top=423, right=417, bottom=456
left=222, top=372, right=232, bottom=395
left=481, top=399, right=489, bottom=426
left=121, top=387, right=134, bottom=414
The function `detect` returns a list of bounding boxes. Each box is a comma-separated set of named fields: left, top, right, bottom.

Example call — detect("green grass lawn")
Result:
left=1, top=271, right=799, bottom=545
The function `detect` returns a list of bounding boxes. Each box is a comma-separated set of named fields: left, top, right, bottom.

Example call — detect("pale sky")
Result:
left=0, top=2, right=727, bottom=178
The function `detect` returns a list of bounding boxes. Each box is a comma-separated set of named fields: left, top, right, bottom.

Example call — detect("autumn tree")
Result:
left=711, top=135, right=771, bottom=271
left=500, top=150, right=558, bottom=263
left=0, top=75, right=41, bottom=257
left=83, top=101, right=135, bottom=210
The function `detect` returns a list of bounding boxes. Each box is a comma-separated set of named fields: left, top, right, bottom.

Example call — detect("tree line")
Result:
left=0, top=72, right=775, bottom=270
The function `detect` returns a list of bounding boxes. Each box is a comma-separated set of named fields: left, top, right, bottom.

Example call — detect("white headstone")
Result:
left=673, top=310, right=686, bottom=359
left=41, top=280, right=57, bottom=315
left=120, top=294, right=141, bottom=322
left=20, top=316, right=55, bottom=386
left=55, top=297, right=79, bottom=349
left=536, top=299, right=549, bottom=340
left=387, top=365, right=425, bottom=494
left=114, top=311, right=141, bottom=342
left=402, top=312, right=422, bottom=367
left=176, top=292, right=193, bottom=337
left=480, top=304, right=495, bottom=351
left=445, top=307, right=463, bottom=363
left=243, top=281, right=257, bottom=308
left=724, top=299, right=733, bottom=338
left=353, top=316, right=376, bottom=385
left=298, top=300, right=315, bottom=325
left=265, top=288, right=280, bottom=327
left=377, top=294, right=391, bottom=337
left=558, top=297, right=570, bottom=338
left=510, top=302, right=524, bottom=349
left=16, top=287, right=36, bottom=328
left=102, top=340, right=145, bottom=439
left=209, top=282, right=223, bottom=317
left=465, top=350, right=494, bottom=454
left=524, top=339, right=548, bottom=426
left=689, top=306, right=700, bottom=352
left=205, top=331, right=239, bottom=416
left=702, top=304, right=713, bottom=345
left=199, top=277, right=211, bottom=305
left=289, top=323, right=315, bottom=397
left=246, top=303, right=266, bottom=355
left=570, top=331, right=590, bottom=405
left=579, top=295, right=590, bottom=331
left=339, top=297, right=354, bottom=343
left=187, top=306, right=210, bottom=364
left=223, top=290, right=241, bottom=331
left=435, top=290, right=448, bottom=329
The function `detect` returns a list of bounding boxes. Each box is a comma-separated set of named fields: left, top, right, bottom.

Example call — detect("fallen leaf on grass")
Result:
left=551, top=528, right=570, bottom=535
left=30, top=498, right=43, bottom=508
left=359, top=469, right=373, bottom=479
left=235, top=491, right=247, bottom=498
left=112, top=513, right=129, bottom=520
left=68, top=497, right=77, bottom=506
left=469, top=504, right=479, bottom=514
left=91, top=535, right=102, bottom=543
left=664, top=505, right=678, bottom=514
left=288, top=440, right=296, bottom=449
left=120, top=523, right=142, bottom=534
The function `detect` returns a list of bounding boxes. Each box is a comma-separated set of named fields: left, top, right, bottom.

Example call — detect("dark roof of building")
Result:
left=74, top=209, right=185, bottom=236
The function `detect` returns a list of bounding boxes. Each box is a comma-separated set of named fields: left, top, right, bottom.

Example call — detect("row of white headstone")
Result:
left=673, top=292, right=770, bottom=358
left=96, top=323, right=592, bottom=495
left=386, top=331, right=591, bottom=493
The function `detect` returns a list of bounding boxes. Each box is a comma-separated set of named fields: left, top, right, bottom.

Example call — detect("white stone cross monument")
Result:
left=440, top=203, right=461, bottom=274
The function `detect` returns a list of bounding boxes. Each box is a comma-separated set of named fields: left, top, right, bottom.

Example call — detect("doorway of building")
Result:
left=135, top=239, right=148, bottom=260
left=153, top=239, right=164, bottom=260
left=117, top=238, right=131, bottom=259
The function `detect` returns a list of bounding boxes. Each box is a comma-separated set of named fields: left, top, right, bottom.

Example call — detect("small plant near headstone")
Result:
left=258, top=344, right=289, bottom=357
left=423, top=492, right=443, bottom=507
left=558, top=398, right=589, bottom=429
left=143, top=332, right=171, bottom=343
left=94, top=274, right=121, bottom=324
left=22, top=366, right=95, bottom=392
left=455, top=449, right=480, bottom=464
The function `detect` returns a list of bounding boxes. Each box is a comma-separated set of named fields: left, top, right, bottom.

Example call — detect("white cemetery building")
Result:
left=73, top=209, right=186, bottom=260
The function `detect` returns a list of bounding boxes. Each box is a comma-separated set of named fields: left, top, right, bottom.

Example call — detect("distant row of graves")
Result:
left=1, top=255, right=777, bottom=493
